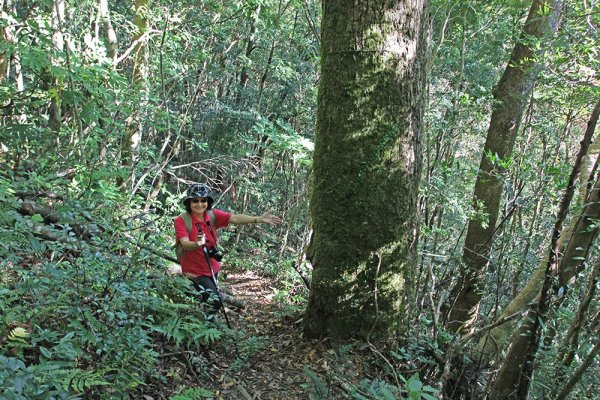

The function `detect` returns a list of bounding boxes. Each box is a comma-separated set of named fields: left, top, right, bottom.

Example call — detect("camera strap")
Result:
left=206, top=219, right=218, bottom=248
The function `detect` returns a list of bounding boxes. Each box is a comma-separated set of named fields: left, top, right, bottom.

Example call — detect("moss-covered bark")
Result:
left=303, top=0, right=428, bottom=339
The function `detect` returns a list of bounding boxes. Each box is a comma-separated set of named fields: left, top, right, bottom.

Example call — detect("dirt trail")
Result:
left=205, top=269, right=321, bottom=400
left=154, top=269, right=381, bottom=399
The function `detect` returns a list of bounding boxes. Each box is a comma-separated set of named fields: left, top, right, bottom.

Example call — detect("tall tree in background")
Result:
left=488, top=97, right=600, bottom=400
left=446, top=0, right=563, bottom=334
left=479, top=103, right=600, bottom=360
left=122, top=0, right=150, bottom=185
left=99, top=0, right=118, bottom=62
left=304, top=0, right=429, bottom=339
left=47, top=0, right=66, bottom=134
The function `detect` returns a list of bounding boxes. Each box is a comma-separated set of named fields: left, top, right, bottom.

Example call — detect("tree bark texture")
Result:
left=122, top=0, right=149, bottom=180
left=488, top=98, right=598, bottom=400
left=99, top=0, right=118, bottom=62
left=478, top=98, right=600, bottom=359
left=48, top=0, right=66, bottom=134
left=303, top=0, right=428, bottom=339
left=446, top=0, right=564, bottom=334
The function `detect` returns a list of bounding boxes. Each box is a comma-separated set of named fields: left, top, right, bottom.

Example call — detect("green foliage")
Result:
left=169, top=386, right=215, bottom=399
left=301, top=337, right=442, bottom=400
left=1, top=0, right=598, bottom=396
left=248, top=116, right=314, bottom=165
left=302, top=366, right=331, bottom=399
left=400, top=374, right=439, bottom=400
left=0, top=172, right=228, bottom=398
left=0, top=355, right=72, bottom=400
left=303, top=367, right=439, bottom=400
left=64, top=369, right=111, bottom=394
left=149, top=314, right=222, bottom=348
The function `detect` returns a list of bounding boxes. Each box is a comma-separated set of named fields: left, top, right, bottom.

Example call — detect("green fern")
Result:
left=8, top=326, right=30, bottom=343
left=184, top=322, right=222, bottom=347
left=61, top=368, right=111, bottom=393
left=303, top=367, right=331, bottom=399
left=151, top=315, right=186, bottom=346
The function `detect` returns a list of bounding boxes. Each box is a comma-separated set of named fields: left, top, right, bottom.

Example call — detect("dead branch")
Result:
left=221, top=292, right=246, bottom=309
left=19, top=200, right=60, bottom=223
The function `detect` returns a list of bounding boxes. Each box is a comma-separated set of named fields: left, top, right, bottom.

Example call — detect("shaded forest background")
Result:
left=1, top=0, right=599, bottom=399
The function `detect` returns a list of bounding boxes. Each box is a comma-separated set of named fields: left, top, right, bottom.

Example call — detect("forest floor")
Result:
left=205, top=269, right=320, bottom=399
left=157, top=268, right=380, bottom=400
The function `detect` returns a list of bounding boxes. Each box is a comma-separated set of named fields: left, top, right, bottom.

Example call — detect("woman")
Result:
left=174, top=183, right=283, bottom=315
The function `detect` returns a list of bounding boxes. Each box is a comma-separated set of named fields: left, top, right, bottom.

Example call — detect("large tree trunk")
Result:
left=446, top=0, right=563, bottom=334
left=303, top=0, right=428, bottom=340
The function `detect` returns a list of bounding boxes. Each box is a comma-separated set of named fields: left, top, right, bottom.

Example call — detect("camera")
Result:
left=206, top=247, right=223, bottom=262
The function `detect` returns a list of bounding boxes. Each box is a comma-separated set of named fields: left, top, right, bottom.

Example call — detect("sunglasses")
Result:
left=191, top=198, right=208, bottom=204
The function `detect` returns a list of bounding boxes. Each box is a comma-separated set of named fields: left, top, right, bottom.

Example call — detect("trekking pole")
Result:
left=201, top=246, right=240, bottom=355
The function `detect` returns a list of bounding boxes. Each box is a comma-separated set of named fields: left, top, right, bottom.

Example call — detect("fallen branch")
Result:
left=19, top=200, right=61, bottom=223
left=16, top=190, right=64, bottom=201
left=221, top=292, right=246, bottom=309
left=18, top=199, right=101, bottom=238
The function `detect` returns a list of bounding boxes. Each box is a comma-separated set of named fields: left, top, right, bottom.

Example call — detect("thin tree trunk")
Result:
left=122, top=0, right=149, bottom=187
left=487, top=98, right=599, bottom=400
left=511, top=190, right=543, bottom=298
left=12, top=0, right=23, bottom=96
left=478, top=98, right=600, bottom=359
left=0, top=0, right=25, bottom=125
left=446, top=0, right=564, bottom=334
left=0, top=0, right=11, bottom=82
left=256, top=39, right=276, bottom=111
left=236, top=4, right=261, bottom=106
left=553, top=336, right=600, bottom=400
left=99, top=0, right=118, bottom=62
left=48, top=0, right=66, bottom=134
left=559, top=261, right=599, bottom=367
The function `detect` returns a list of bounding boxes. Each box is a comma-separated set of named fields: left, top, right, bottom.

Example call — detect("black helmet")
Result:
left=184, top=183, right=214, bottom=203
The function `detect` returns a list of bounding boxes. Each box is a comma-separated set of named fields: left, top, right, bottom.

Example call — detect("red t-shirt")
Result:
left=174, top=209, right=231, bottom=277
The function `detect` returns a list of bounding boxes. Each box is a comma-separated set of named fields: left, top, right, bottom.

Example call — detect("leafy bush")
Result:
left=0, top=173, right=225, bottom=399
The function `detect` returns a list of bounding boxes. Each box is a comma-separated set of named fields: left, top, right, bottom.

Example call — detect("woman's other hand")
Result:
left=258, top=213, right=283, bottom=226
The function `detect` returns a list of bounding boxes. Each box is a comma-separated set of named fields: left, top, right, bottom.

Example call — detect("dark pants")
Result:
left=190, top=275, right=222, bottom=314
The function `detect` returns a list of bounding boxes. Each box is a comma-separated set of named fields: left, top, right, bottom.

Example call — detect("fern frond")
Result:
left=60, top=368, right=111, bottom=393
left=8, top=326, right=30, bottom=341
